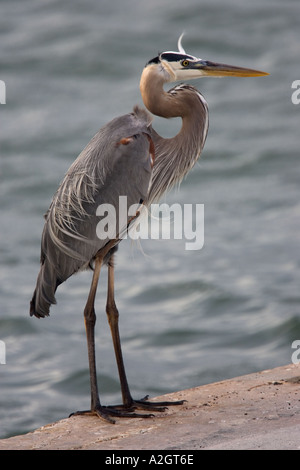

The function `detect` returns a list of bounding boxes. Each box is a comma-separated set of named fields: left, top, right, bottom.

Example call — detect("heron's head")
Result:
left=146, top=34, right=268, bottom=82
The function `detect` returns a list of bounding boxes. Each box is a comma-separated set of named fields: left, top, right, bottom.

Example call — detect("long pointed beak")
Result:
left=193, top=60, right=269, bottom=77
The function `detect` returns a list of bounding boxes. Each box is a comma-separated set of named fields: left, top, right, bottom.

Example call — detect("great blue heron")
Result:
left=30, top=36, right=268, bottom=423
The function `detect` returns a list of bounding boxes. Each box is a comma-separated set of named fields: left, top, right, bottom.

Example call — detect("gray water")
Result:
left=1, top=0, right=300, bottom=439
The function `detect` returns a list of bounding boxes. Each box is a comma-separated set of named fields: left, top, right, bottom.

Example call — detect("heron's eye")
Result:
left=181, top=60, right=190, bottom=67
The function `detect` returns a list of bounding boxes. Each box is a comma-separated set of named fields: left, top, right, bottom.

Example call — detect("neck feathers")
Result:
left=140, top=65, right=209, bottom=204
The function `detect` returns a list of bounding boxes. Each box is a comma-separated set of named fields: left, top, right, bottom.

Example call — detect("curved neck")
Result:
left=140, top=65, right=209, bottom=203
left=140, top=65, right=180, bottom=118
left=140, top=64, right=208, bottom=136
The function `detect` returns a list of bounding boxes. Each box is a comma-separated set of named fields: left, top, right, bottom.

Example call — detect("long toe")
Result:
left=119, top=395, right=186, bottom=412
left=133, top=396, right=186, bottom=410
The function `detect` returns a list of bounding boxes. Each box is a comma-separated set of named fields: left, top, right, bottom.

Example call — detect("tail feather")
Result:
left=30, top=262, right=61, bottom=318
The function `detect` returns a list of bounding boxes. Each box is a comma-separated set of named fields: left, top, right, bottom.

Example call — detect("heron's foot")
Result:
left=111, top=395, right=186, bottom=413
left=69, top=404, right=154, bottom=424
left=69, top=396, right=185, bottom=424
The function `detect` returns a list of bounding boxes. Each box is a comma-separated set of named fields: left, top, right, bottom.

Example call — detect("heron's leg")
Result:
left=71, top=250, right=154, bottom=422
left=106, top=255, right=185, bottom=412
left=70, top=255, right=115, bottom=422
left=106, top=255, right=132, bottom=406
left=84, top=255, right=102, bottom=412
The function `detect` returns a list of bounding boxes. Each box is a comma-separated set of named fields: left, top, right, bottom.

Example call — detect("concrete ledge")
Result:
left=1, top=363, right=300, bottom=450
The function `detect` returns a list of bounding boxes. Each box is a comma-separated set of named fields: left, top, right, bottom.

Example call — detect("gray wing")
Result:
left=30, top=106, right=153, bottom=318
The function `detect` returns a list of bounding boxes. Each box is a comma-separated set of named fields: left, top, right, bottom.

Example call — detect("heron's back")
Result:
left=30, top=107, right=153, bottom=318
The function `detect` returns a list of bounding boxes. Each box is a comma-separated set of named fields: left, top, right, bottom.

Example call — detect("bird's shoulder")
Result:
left=68, top=106, right=152, bottom=173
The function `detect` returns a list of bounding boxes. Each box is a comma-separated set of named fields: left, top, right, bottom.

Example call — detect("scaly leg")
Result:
left=106, top=254, right=185, bottom=413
